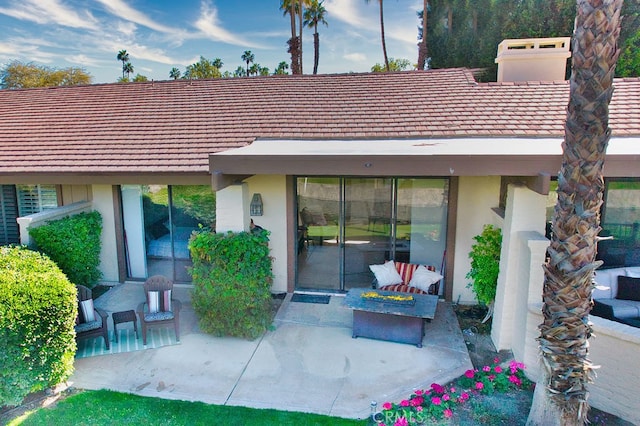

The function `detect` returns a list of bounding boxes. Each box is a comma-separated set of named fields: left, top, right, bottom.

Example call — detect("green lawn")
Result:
left=8, top=390, right=366, bottom=426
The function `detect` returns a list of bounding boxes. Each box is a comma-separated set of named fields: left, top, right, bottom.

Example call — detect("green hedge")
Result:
left=29, top=211, right=102, bottom=287
left=0, top=246, right=77, bottom=407
left=189, top=229, right=273, bottom=340
left=466, top=224, right=502, bottom=306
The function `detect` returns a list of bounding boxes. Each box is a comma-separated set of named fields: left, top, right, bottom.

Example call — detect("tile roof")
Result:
left=0, top=68, right=638, bottom=175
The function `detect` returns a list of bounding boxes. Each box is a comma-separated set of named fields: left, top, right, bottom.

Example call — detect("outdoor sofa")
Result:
left=591, top=266, right=640, bottom=327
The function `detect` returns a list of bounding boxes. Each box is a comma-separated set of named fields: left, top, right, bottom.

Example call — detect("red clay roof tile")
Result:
left=0, top=69, right=638, bottom=175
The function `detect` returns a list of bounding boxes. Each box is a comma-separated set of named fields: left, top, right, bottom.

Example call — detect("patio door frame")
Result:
left=294, top=176, right=451, bottom=293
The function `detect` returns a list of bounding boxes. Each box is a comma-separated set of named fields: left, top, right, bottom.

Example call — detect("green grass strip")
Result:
left=9, top=390, right=366, bottom=426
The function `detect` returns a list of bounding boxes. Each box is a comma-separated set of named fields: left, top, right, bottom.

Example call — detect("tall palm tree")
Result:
left=241, top=50, right=255, bottom=76
left=365, top=0, right=389, bottom=72
left=274, top=61, right=289, bottom=75
left=281, top=0, right=301, bottom=74
left=169, top=67, right=181, bottom=80
left=116, top=50, right=129, bottom=79
left=528, top=0, right=623, bottom=424
left=417, top=0, right=428, bottom=70
left=212, top=58, right=224, bottom=70
left=123, top=62, right=134, bottom=80
left=303, top=0, right=328, bottom=75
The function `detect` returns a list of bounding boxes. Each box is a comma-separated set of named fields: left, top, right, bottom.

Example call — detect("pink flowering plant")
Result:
left=457, top=359, right=532, bottom=395
left=377, top=359, right=532, bottom=425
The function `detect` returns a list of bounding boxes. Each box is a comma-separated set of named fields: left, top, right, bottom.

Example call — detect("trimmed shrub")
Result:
left=189, top=229, right=273, bottom=340
left=466, top=224, right=502, bottom=306
left=0, top=246, right=77, bottom=407
left=29, top=211, right=102, bottom=287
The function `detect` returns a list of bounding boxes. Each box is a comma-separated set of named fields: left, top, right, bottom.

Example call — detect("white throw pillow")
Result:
left=79, top=299, right=96, bottom=323
left=369, top=261, right=403, bottom=287
left=409, top=266, right=443, bottom=293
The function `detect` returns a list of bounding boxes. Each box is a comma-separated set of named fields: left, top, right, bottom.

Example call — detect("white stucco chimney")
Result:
left=495, top=37, right=571, bottom=82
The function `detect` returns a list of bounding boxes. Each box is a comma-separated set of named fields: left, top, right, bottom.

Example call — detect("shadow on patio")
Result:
left=70, top=283, right=473, bottom=420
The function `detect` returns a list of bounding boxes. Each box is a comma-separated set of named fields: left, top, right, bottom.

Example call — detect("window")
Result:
left=16, top=185, right=58, bottom=216
left=599, top=180, right=640, bottom=267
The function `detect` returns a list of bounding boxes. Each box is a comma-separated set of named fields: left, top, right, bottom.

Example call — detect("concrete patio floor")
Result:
left=70, top=283, right=473, bottom=420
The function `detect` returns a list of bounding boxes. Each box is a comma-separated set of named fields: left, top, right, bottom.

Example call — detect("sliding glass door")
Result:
left=296, top=177, right=448, bottom=292
left=121, top=185, right=215, bottom=283
left=297, top=178, right=341, bottom=290
left=344, top=178, right=393, bottom=289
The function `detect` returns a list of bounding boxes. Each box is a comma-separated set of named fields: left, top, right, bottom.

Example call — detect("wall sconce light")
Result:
left=250, top=193, right=263, bottom=216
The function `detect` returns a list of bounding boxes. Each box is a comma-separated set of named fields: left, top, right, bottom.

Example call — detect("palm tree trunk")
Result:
left=313, top=29, right=319, bottom=74
left=289, top=2, right=298, bottom=74
left=379, top=0, right=389, bottom=72
left=298, top=0, right=304, bottom=74
left=417, top=0, right=428, bottom=70
left=528, top=0, right=623, bottom=425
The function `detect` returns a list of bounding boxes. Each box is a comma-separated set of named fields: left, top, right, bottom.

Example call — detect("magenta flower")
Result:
left=400, top=399, right=410, bottom=407
left=382, top=402, right=392, bottom=410
left=444, top=408, right=453, bottom=419
left=450, top=387, right=456, bottom=393
left=410, top=396, right=424, bottom=406
left=464, top=370, right=475, bottom=378
left=431, top=396, right=442, bottom=405
left=460, top=392, right=470, bottom=401
left=482, top=365, right=491, bottom=372
left=494, top=357, right=500, bottom=364
left=431, top=383, right=445, bottom=394
left=416, top=406, right=423, bottom=412
left=488, top=374, right=496, bottom=381
left=475, top=382, right=484, bottom=390
left=443, top=393, right=451, bottom=401
left=494, top=365, right=503, bottom=373
left=415, top=389, right=423, bottom=396
left=394, top=418, right=408, bottom=426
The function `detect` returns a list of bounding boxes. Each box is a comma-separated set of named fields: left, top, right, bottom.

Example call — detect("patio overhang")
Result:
left=209, top=137, right=640, bottom=190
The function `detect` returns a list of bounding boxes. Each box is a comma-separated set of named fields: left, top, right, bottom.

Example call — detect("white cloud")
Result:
left=324, top=0, right=372, bottom=28
left=193, top=1, right=262, bottom=48
left=94, top=0, right=176, bottom=34
left=344, top=52, right=367, bottom=62
left=116, top=21, right=138, bottom=38
left=66, top=54, right=101, bottom=68
left=0, top=0, right=97, bottom=29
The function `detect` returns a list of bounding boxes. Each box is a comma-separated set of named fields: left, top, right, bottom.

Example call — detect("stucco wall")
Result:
left=452, top=176, right=502, bottom=304
left=492, top=185, right=546, bottom=350
left=508, top=231, right=640, bottom=425
left=246, top=175, right=288, bottom=294
left=91, top=185, right=120, bottom=283
left=60, top=185, right=92, bottom=204
left=523, top=307, right=640, bottom=425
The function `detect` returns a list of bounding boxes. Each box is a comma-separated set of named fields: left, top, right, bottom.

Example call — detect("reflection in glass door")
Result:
left=121, top=185, right=215, bottom=283
left=344, top=178, right=392, bottom=289
left=295, top=177, right=449, bottom=293
left=296, top=178, right=341, bottom=290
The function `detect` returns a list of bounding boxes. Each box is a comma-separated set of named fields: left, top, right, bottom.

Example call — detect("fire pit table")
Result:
left=343, top=288, right=438, bottom=347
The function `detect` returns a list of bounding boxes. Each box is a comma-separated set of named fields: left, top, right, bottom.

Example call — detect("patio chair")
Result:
left=75, top=285, right=110, bottom=350
left=137, top=275, right=182, bottom=344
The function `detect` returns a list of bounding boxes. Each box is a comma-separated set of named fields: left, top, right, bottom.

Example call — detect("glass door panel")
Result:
left=344, top=178, right=393, bottom=290
left=142, top=185, right=173, bottom=279
left=296, top=177, right=341, bottom=290
left=397, top=178, right=449, bottom=293
left=295, top=177, right=449, bottom=294
left=170, top=185, right=216, bottom=282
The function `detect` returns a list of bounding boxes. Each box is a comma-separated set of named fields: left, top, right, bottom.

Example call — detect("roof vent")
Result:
left=495, top=37, right=571, bottom=82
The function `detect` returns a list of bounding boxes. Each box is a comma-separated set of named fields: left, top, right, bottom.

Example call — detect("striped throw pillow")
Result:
left=394, top=262, right=420, bottom=285
left=79, top=299, right=96, bottom=323
left=148, top=290, right=172, bottom=313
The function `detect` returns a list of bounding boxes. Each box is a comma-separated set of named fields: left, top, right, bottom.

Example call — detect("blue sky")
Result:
left=0, top=0, right=425, bottom=84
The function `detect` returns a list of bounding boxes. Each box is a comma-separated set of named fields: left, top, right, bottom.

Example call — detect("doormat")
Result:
left=75, top=327, right=179, bottom=359
left=291, top=293, right=331, bottom=304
